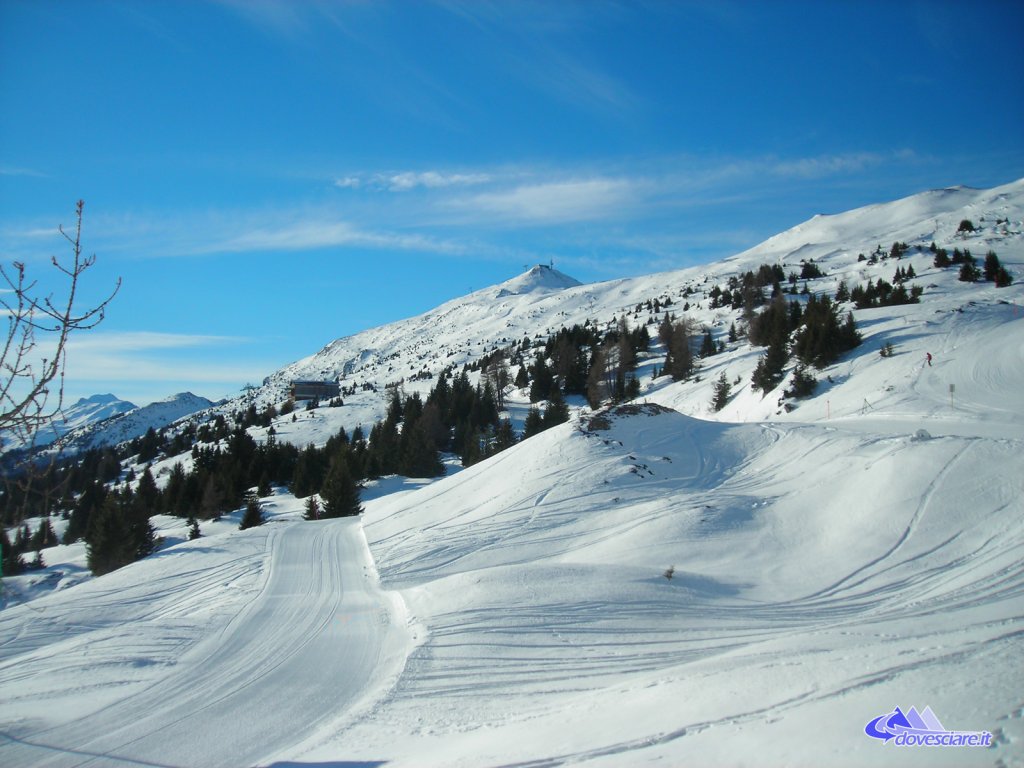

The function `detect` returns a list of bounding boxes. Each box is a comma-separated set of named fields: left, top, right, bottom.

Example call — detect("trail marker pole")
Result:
left=949, top=383, right=955, bottom=408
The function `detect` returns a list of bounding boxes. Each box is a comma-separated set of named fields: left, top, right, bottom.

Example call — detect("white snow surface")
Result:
left=2, top=179, right=1024, bottom=767
left=53, top=392, right=215, bottom=455
left=0, top=394, right=137, bottom=453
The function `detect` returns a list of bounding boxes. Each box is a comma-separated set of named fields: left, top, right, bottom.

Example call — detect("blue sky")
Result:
left=2, top=0, right=1022, bottom=406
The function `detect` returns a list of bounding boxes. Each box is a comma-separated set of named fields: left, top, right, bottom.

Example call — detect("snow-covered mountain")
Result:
left=54, top=391, right=215, bottom=454
left=2, top=178, right=1022, bottom=767
left=239, top=178, right=1024, bottom=443
left=3, top=393, right=137, bottom=452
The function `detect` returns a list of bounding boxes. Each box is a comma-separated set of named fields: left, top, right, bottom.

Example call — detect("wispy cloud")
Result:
left=0, top=149, right=927, bottom=269
left=203, top=218, right=469, bottom=256
left=68, top=331, right=246, bottom=353
left=448, top=177, right=640, bottom=225
left=63, top=331, right=272, bottom=403
left=767, top=151, right=912, bottom=179
left=335, top=170, right=492, bottom=192
left=0, top=166, right=47, bottom=178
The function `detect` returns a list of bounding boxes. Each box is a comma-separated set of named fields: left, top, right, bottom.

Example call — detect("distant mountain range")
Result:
left=48, top=392, right=216, bottom=455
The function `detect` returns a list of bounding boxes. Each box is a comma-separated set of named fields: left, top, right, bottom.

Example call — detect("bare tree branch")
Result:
left=0, top=200, right=121, bottom=451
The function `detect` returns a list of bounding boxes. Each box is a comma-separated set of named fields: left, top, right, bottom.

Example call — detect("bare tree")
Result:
left=0, top=200, right=120, bottom=450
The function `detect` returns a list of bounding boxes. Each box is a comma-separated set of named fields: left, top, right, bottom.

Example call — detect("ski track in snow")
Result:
left=0, top=520, right=406, bottom=768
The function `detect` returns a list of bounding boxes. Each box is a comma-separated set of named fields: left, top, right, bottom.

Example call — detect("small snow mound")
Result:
left=912, top=429, right=933, bottom=441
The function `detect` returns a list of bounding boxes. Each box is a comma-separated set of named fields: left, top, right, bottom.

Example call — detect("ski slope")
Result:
left=2, top=178, right=1023, bottom=766
left=0, top=518, right=408, bottom=768
left=289, top=406, right=1023, bottom=767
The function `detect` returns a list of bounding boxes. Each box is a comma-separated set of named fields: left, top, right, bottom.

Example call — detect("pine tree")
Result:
left=835, top=279, right=850, bottom=303
left=29, top=518, right=58, bottom=550
left=492, top=419, right=517, bottom=452
left=239, top=492, right=265, bottom=530
left=958, top=260, right=980, bottom=282
left=321, top=453, right=363, bottom=517
left=984, top=251, right=1003, bottom=282
left=528, top=353, right=554, bottom=403
left=514, top=365, right=529, bottom=389
left=303, top=496, right=322, bottom=521
left=400, top=419, right=445, bottom=478
left=136, top=467, right=159, bottom=515
left=86, top=496, right=138, bottom=576
left=1, top=527, right=25, bottom=576
left=543, top=390, right=569, bottom=428
left=751, top=342, right=786, bottom=394
left=522, top=407, right=544, bottom=439
left=711, top=371, right=731, bottom=412
left=187, top=516, right=202, bottom=540
left=700, top=330, right=716, bottom=358
left=785, top=364, right=818, bottom=398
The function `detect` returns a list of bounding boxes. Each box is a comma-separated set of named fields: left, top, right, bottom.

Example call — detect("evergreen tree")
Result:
left=290, top=444, right=325, bottom=498
left=785, top=364, right=818, bottom=398
left=585, top=348, right=608, bottom=408
left=492, top=419, right=517, bottom=452
left=460, top=428, right=484, bottom=467
left=64, top=480, right=107, bottom=544
left=711, top=371, right=732, bottom=412
left=187, top=516, right=202, bottom=540
left=543, top=390, right=570, bottom=428
left=400, top=419, right=445, bottom=478
left=1, top=527, right=25, bottom=576
left=200, top=475, right=225, bottom=519
left=135, top=467, right=159, bottom=515
left=700, top=330, right=716, bottom=358
left=303, top=496, right=322, bottom=521
left=514, top=365, right=529, bottom=389
left=522, top=407, right=544, bottom=439
left=321, top=453, right=362, bottom=517
left=751, top=338, right=787, bottom=394
left=662, top=320, right=695, bottom=381
left=528, top=353, right=554, bottom=403
left=29, top=518, right=58, bottom=550
left=792, top=295, right=861, bottom=368
left=984, top=250, right=1003, bottom=282
left=239, top=492, right=265, bottom=530
left=164, top=462, right=188, bottom=516
left=86, top=496, right=138, bottom=576
left=958, top=260, right=980, bottom=282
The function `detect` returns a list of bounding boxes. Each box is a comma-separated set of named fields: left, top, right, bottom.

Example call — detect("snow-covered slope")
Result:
left=1, top=179, right=1023, bottom=767
left=1, top=393, right=137, bottom=452
left=54, top=392, right=215, bottom=454
left=305, top=403, right=1020, bottom=766
left=235, top=178, right=1023, bottom=449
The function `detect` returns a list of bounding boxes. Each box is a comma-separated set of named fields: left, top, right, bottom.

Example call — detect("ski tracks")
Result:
left=0, top=519, right=408, bottom=768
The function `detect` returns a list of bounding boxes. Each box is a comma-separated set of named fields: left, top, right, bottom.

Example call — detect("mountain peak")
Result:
left=494, top=264, right=583, bottom=297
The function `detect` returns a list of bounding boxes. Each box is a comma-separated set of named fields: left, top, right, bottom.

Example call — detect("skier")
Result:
left=926, top=352, right=932, bottom=367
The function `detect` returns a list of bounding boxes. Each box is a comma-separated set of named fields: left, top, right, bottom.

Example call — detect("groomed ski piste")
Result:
left=1, top=180, right=1023, bottom=767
